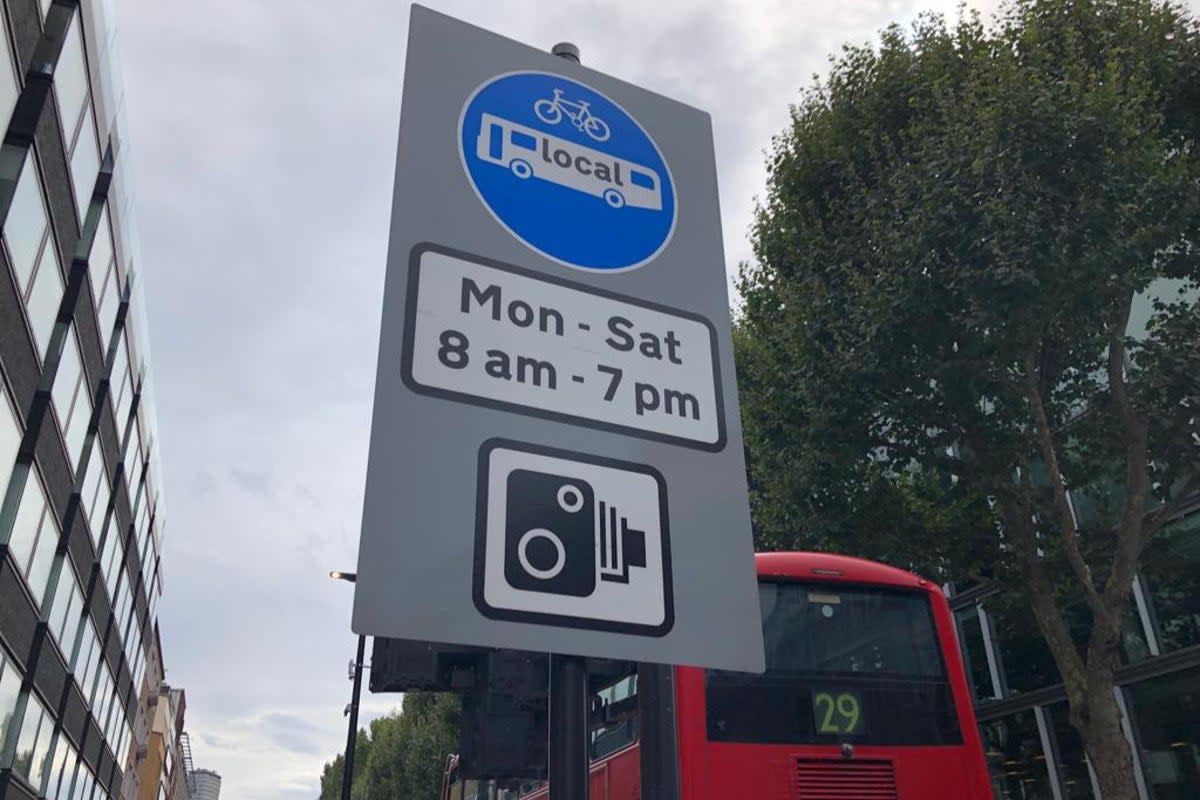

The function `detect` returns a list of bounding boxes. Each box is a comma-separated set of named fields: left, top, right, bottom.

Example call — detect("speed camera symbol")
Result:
left=474, top=440, right=672, bottom=635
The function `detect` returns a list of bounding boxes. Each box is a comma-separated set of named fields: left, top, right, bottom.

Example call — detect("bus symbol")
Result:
left=476, top=112, right=664, bottom=211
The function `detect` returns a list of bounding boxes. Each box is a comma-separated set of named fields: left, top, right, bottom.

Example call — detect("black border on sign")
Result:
left=400, top=242, right=728, bottom=452
left=472, top=438, right=675, bottom=637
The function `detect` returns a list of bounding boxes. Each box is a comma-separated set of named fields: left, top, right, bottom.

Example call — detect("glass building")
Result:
left=0, top=1, right=167, bottom=799
left=949, top=506, right=1200, bottom=800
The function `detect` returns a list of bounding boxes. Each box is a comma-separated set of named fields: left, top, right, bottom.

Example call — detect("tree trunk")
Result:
left=1000, top=496, right=1143, bottom=800
left=1077, top=662, right=1141, bottom=800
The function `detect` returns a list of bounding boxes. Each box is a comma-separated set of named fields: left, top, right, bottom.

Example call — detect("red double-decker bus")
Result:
left=444, top=551, right=993, bottom=800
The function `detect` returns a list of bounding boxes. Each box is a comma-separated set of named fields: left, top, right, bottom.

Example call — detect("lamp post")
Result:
left=330, top=570, right=365, bottom=800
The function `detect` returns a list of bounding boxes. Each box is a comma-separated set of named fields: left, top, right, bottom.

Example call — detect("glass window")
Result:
left=90, top=208, right=119, bottom=349
left=1129, top=667, right=1200, bottom=800
left=48, top=563, right=83, bottom=655
left=114, top=582, right=130, bottom=630
left=80, top=444, right=110, bottom=544
left=91, top=666, right=112, bottom=719
left=95, top=263, right=119, bottom=352
left=47, top=736, right=76, bottom=800
left=26, top=237, right=64, bottom=361
left=85, top=648, right=107, bottom=709
left=131, top=648, right=145, bottom=691
left=590, top=671, right=637, bottom=760
left=110, top=334, right=130, bottom=420
left=0, top=5, right=17, bottom=130
left=956, top=606, right=999, bottom=702
left=51, top=325, right=91, bottom=472
left=62, top=385, right=90, bottom=472
left=12, top=692, right=47, bottom=779
left=88, top=207, right=113, bottom=286
left=1141, top=511, right=1200, bottom=653
left=1, top=383, right=20, bottom=496
left=73, top=763, right=93, bottom=800
left=981, top=709, right=1054, bottom=800
left=134, top=498, right=150, bottom=562
left=52, top=327, right=82, bottom=433
left=103, top=533, right=123, bottom=599
left=74, top=622, right=98, bottom=694
left=124, top=616, right=141, bottom=672
left=758, top=582, right=944, bottom=676
left=54, top=20, right=88, bottom=149
left=69, top=106, right=100, bottom=219
left=125, top=420, right=142, bottom=490
left=117, top=344, right=140, bottom=436
left=989, top=592, right=1061, bottom=695
left=97, top=678, right=114, bottom=739
left=7, top=471, right=59, bottom=605
left=1046, top=702, right=1095, bottom=800
left=4, top=150, right=49, bottom=293
left=35, top=728, right=62, bottom=795
left=707, top=582, right=962, bottom=745
left=1057, top=581, right=1150, bottom=666
left=0, top=650, right=23, bottom=756
left=85, top=663, right=102, bottom=714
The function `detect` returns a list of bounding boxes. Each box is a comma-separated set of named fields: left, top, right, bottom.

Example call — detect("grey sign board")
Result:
left=353, top=5, right=764, bottom=672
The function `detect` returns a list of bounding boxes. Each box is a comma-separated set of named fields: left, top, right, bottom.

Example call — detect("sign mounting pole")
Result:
left=548, top=652, right=588, bottom=799
left=542, top=39, right=589, bottom=800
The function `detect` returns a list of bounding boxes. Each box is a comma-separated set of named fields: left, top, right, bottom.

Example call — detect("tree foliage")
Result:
left=317, top=693, right=460, bottom=800
left=737, top=1, right=1200, bottom=797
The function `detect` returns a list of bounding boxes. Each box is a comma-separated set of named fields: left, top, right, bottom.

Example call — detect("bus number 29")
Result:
left=813, top=692, right=862, bottom=735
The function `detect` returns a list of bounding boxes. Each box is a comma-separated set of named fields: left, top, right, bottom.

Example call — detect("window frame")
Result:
left=7, top=465, right=61, bottom=607
left=51, top=13, right=101, bottom=224
left=3, top=148, right=66, bottom=364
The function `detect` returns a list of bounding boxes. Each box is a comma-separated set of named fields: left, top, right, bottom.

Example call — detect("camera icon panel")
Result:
left=474, top=439, right=673, bottom=636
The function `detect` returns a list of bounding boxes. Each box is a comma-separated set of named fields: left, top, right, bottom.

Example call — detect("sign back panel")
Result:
left=354, top=5, right=764, bottom=672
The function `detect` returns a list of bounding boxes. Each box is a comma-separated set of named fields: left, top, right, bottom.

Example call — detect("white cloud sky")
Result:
left=106, top=0, right=1191, bottom=797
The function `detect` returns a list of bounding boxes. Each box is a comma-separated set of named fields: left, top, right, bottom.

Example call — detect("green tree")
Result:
left=737, top=1, right=1200, bottom=798
left=317, top=693, right=460, bottom=800
left=318, top=731, right=372, bottom=800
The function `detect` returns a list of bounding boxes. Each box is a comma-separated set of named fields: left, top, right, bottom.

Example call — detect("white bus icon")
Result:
left=475, top=112, right=663, bottom=211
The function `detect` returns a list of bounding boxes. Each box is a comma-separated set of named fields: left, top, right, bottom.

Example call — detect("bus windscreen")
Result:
left=706, top=582, right=963, bottom=746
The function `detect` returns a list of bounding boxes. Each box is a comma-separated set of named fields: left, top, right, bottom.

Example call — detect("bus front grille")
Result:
left=794, top=759, right=898, bottom=800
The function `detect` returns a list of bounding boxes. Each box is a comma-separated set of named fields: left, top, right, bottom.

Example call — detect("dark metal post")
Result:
left=342, top=633, right=366, bottom=800
left=638, top=663, right=680, bottom=800
left=544, top=42, right=587, bottom=800
left=548, top=654, right=589, bottom=800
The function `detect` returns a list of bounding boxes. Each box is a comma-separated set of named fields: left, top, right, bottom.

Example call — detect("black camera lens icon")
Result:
left=504, top=469, right=647, bottom=598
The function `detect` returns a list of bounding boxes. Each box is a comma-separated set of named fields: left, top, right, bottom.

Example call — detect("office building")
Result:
left=186, top=770, right=218, bottom=800
left=0, top=1, right=168, bottom=798
left=949, top=503, right=1200, bottom=799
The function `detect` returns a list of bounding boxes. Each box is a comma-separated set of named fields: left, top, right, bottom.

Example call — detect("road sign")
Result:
left=354, top=5, right=764, bottom=672
left=460, top=72, right=676, bottom=271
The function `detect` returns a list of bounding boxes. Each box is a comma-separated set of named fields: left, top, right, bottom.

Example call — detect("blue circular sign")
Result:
left=459, top=71, right=677, bottom=272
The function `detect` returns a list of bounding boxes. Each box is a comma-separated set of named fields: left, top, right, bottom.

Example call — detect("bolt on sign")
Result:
left=353, top=5, right=764, bottom=672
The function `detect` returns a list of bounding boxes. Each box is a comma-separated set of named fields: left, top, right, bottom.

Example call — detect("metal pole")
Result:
left=544, top=39, right=588, bottom=800
left=637, top=663, right=680, bottom=800
left=342, top=634, right=366, bottom=800
left=548, top=654, right=588, bottom=800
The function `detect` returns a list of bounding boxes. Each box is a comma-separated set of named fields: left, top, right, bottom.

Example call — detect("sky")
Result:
left=101, top=0, right=1042, bottom=797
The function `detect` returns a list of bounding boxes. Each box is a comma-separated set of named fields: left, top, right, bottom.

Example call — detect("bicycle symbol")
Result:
left=534, top=89, right=611, bottom=142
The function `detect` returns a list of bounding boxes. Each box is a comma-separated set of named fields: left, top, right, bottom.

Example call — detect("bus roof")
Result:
left=754, top=551, right=932, bottom=591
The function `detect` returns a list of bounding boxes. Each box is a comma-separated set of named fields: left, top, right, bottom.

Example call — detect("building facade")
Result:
left=186, top=770, right=218, bottom=800
left=0, top=1, right=167, bottom=799
left=949, top=505, right=1200, bottom=800
left=133, top=685, right=187, bottom=800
